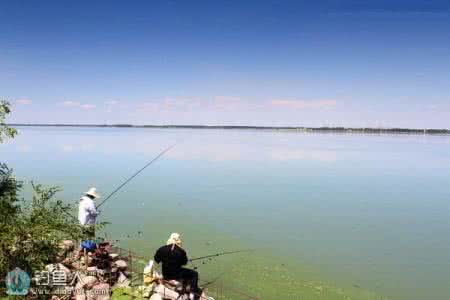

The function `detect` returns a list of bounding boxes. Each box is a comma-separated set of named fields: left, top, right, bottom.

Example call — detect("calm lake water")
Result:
left=2, top=126, right=450, bottom=300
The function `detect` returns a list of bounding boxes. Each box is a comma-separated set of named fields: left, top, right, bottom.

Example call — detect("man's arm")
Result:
left=87, top=200, right=99, bottom=216
left=181, top=249, right=188, bottom=266
left=154, top=247, right=162, bottom=264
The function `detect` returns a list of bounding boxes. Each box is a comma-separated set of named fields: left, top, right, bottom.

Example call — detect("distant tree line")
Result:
left=8, top=123, right=450, bottom=135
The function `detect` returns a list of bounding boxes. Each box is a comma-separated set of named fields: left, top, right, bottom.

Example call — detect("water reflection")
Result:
left=2, top=127, right=450, bottom=300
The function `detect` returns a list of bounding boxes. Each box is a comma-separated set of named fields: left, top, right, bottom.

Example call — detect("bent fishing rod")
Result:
left=189, top=249, right=254, bottom=262
left=97, top=144, right=175, bottom=209
left=63, top=144, right=174, bottom=222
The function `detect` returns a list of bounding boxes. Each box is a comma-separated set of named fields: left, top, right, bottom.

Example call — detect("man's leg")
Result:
left=177, top=268, right=200, bottom=293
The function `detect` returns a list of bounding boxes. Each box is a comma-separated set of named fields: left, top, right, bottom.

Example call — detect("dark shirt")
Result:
left=154, top=244, right=188, bottom=279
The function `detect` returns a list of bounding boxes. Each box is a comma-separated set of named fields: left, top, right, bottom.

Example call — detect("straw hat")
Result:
left=85, top=187, right=100, bottom=199
left=166, top=233, right=182, bottom=246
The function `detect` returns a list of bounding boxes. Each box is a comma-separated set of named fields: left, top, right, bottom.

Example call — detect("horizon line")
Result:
left=7, top=123, right=450, bottom=135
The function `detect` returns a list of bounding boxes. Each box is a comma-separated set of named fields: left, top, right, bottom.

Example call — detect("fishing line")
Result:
left=97, top=144, right=175, bottom=209
left=189, top=249, right=254, bottom=262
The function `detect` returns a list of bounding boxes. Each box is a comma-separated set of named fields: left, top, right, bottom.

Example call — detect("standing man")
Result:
left=78, top=187, right=100, bottom=239
left=154, top=233, right=201, bottom=299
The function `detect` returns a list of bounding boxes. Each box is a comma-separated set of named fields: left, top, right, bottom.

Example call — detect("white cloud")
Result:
left=270, top=99, right=337, bottom=110
left=104, top=100, right=119, bottom=113
left=137, top=97, right=202, bottom=113
left=16, top=99, right=32, bottom=105
left=139, top=102, right=160, bottom=112
left=210, top=96, right=243, bottom=111
left=135, top=96, right=337, bottom=115
left=59, top=101, right=96, bottom=110
left=105, top=100, right=119, bottom=105
left=80, top=104, right=96, bottom=110
left=136, top=96, right=246, bottom=114
left=61, top=101, right=81, bottom=107
left=132, top=96, right=337, bottom=118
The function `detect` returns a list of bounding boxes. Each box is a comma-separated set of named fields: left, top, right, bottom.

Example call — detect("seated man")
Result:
left=154, top=233, right=200, bottom=298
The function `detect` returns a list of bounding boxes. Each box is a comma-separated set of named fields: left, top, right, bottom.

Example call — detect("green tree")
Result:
left=0, top=100, right=17, bottom=143
left=0, top=100, right=101, bottom=288
left=0, top=101, right=19, bottom=227
left=0, top=163, right=22, bottom=225
left=0, top=183, right=86, bottom=276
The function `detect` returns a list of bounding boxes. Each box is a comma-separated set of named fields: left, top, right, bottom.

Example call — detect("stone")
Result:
left=45, top=263, right=70, bottom=275
left=63, top=240, right=75, bottom=249
left=76, top=275, right=98, bottom=290
left=153, top=284, right=180, bottom=300
left=114, top=260, right=128, bottom=269
left=109, top=253, right=119, bottom=259
left=92, top=283, right=111, bottom=300
left=96, top=268, right=106, bottom=276
left=115, top=272, right=130, bottom=288
left=57, top=263, right=71, bottom=274
left=45, top=263, right=56, bottom=273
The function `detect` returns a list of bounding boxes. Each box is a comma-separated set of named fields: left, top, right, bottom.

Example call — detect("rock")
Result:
left=153, top=284, right=180, bottom=300
left=109, top=253, right=119, bottom=259
left=45, top=263, right=56, bottom=273
left=76, top=275, right=98, bottom=290
left=149, top=293, right=163, bottom=300
left=115, top=271, right=130, bottom=288
left=114, top=260, right=128, bottom=269
left=142, top=284, right=154, bottom=298
left=92, top=283, right=111, bottom=300
left=45, top=263, right=71, bottom=275
left=62, top=240, right=75, bottom=249
left=96, top=268, right=106, bottom=276
left=57, top=263, right=71, bottom=274
left=62, top=257, right=74, bottom=266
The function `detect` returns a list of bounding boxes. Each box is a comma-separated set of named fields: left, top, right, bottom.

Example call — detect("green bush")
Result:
left=0, top=100, right=106, bottom=295
left=0, top=167, right=86, bottom=278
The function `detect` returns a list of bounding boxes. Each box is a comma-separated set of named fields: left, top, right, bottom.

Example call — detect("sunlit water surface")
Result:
left=2, top=127, right=450, bottom=300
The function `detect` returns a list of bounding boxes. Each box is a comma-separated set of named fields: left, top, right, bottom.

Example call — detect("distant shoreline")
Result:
left=8, top=123, right=450, bottom=135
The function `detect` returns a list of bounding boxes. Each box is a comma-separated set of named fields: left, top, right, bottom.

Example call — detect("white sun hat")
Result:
left=166, top=233, right=182, bottom=246
left=85, top=187, right=100, bottom=199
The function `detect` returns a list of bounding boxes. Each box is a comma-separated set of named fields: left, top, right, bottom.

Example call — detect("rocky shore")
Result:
left=31, top=240, right=133, bottom=300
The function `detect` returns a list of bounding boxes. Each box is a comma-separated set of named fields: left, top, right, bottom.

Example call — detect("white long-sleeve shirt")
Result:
left=78, top=196, right=98, bottom=225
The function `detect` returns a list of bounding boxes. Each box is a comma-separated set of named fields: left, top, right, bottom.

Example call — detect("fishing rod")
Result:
left=63, top=144, right=174, bottom=222
left=97, top=144, right=175, bottom=209
left=200, top=273, right=224, bottom=287
left=189, top=249, right=253, bottom=262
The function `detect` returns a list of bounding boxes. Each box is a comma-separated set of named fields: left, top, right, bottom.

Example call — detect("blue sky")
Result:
left=1, top=0, right=449, bottom=128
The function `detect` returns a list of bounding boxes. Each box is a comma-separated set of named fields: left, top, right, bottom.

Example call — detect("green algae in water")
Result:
left=107, top=223, right=386, bottom=300
left=4, top=127, right=450, bottom=299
